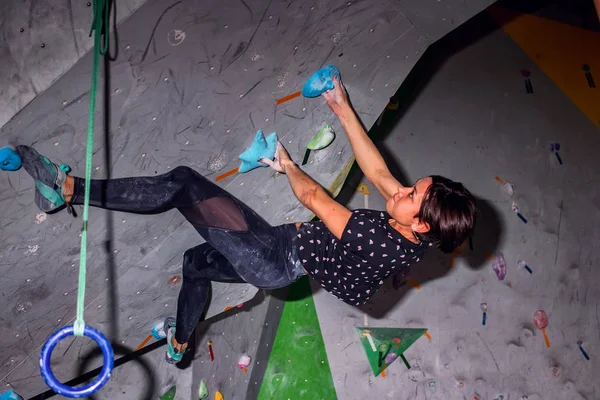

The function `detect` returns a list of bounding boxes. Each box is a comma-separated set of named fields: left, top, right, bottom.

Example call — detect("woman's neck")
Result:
left=388, top=219, right=420, bottom=244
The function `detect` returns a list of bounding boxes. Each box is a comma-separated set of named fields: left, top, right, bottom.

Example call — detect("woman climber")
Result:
left=8, top=76, right=476, bottom=364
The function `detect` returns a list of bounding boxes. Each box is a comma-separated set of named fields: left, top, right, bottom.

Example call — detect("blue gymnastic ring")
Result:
left=40, top=325, right=114, bottom=398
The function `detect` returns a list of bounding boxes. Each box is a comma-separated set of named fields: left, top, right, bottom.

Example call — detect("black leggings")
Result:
left=70, top=166, right=304, bottom=344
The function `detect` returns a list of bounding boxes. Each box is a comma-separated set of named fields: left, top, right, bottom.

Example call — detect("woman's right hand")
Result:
left=322, top=76, right=351, bottom=117
left=260, top=141, right=294, bottom=174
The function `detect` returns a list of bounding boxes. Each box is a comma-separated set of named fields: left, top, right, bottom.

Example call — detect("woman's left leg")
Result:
left=174, top=243, right=244, bottom=345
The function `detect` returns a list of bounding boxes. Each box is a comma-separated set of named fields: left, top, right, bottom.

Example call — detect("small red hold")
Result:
left=208, top=341, right=215, bottom=361
left=168, top=275, right=181, bottom=285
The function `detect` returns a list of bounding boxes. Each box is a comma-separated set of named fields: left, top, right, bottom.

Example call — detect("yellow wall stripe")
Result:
left=489, top=6, right=600, bottom=128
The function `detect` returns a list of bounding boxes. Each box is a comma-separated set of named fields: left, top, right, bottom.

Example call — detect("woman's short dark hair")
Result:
left=416, top=175, right=476, bottom=253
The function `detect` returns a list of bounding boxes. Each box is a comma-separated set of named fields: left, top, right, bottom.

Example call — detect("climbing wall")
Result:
left=0, top=0, right=494, bottom=397
left=0, top=0, right=149, bottom=129
left=311, top=7, right=600, bottom=399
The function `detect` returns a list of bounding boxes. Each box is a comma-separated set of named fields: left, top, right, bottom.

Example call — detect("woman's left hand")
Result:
left=260, top=141, right=294, bottom=173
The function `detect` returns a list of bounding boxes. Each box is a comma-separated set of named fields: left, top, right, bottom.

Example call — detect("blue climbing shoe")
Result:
left=164, top=317, right=188, bottom=364
left=15, top=145, right=71, bottom=213
left=0, top=147, right=23, bottom=171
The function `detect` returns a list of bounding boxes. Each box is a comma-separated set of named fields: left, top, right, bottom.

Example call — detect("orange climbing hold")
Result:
left=406, top=278, right=421, bottom=290
left=276, top=91, right=301, bottom=105
left=136, top=334, right=153, bottom=351
left=424, top=331, right=432, bottom=340
left=215, top=167, right=239, bottom=182
left=449, top=253, right=456, bottom=269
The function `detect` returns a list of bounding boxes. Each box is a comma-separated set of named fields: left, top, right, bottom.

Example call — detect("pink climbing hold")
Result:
left=385, top=353, right=397, bottom=364
left=534, top=310, right=551, bottom=348
left=238, top=354, right=252, bottom=370
left=491, top=253, right=507, bottom=280
left=533, top=310, right=548, bottom=329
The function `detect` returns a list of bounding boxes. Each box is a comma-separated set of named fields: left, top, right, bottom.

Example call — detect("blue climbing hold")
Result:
left=0, top=147, right=22, bottom=171
left=0, top=390, right=23, bottom=400
left=302, top=65, right=341, bottom=98
left=238, top=131, right=278, bottom=173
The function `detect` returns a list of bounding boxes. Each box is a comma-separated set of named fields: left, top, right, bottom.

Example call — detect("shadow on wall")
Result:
left=28, top=289, right=270, bottom=399
left=76, top=343, right=158, bottom=400
left=358, top=196, right=503, bottom=319
left=498, top=0, right=600, bottom=32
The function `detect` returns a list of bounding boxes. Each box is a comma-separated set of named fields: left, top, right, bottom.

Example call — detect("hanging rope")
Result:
left=74, top=0, right=110, bottom=337
left=40, top=1, right=114, bottom=397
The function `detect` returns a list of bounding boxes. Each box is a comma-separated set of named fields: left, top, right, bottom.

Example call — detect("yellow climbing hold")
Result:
left=356, top=183, right=370, bottom=195
left=215, top=391, right=224, bottom=400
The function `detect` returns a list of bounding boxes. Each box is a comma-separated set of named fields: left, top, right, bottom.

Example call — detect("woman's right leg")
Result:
left=16, top=145, right=237, bottom=219
left=64, top=164, right=300, bottom=289
left=17, top=145, right=301, bottom=294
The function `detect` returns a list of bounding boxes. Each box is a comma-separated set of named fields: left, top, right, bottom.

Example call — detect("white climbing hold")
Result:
left=307, top=125, right=335, bottom=150
left=167, top=30, right=186, bottom=46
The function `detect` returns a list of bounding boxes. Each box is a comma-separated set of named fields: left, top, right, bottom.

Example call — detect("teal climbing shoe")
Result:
left=15, top=145, right=71, bottom=213
left=164, top=317, right=188, bottom=364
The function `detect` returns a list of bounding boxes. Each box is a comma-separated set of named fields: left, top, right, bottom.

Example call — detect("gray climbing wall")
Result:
left=318, top=10, right=600, bottom=400
left=0, top=0, right=149, bottom=129
left=83, top=290, right=280, bottom=400
left=0, top=0, right=494, bottom=397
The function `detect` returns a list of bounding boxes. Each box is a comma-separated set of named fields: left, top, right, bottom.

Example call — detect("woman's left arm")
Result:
left=261, top=143, right=351, bottom=239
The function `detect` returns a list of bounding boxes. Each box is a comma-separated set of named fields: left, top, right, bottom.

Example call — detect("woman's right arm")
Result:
left=323, top=77, right=403, bottom=201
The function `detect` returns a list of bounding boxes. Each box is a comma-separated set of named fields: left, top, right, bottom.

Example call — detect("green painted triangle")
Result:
left=258, top=277, right=336, bottom=399
left=356, top=327, right=427, bottom=376
left=159, top=386, right=176, bottom=400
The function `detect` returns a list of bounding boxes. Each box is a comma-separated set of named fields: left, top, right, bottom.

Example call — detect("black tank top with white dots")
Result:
left=295, top=209, right=429, bottom=306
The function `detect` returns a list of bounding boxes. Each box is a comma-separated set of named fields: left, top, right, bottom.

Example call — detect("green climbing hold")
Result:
left=159, top=386, right=176, bottom=400
left=198, top=380, right=208, bottom=399
left=356, top=327, right=427, bottom=376
left=307, top=125, right=335, bottom=150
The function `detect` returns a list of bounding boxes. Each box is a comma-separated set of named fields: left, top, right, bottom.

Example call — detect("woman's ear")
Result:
left=412, top=220, right=430, bottom=234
